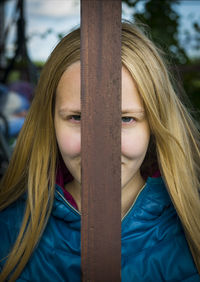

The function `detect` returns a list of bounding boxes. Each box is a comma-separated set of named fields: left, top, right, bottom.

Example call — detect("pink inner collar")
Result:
left=56, top=158, right=78, bottom=210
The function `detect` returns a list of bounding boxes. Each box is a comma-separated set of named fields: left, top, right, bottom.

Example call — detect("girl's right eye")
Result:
left=69, top=115, right=81, bottom=123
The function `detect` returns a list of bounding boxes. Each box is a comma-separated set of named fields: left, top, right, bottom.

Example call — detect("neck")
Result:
left=65, top=172, right=145, bottom=219
left=121, top=172, right=145, bottom=218
left=65, top=179, right=82, bottom=211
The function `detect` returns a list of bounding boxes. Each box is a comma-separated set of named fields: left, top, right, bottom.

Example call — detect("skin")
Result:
left=54, top=61, right=150, bottom=218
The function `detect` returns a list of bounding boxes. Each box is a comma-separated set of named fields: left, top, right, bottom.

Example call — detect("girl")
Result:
left=0, top=22, right=200, bottom=281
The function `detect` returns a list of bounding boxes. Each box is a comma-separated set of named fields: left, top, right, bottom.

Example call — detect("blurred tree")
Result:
left=123, top=0, right=188, bottom=64
left=122, top=0, right=200, bottom=114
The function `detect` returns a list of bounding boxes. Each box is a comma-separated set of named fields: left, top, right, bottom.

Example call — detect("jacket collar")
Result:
left=52, top=185, right=81, bottom=222
left=122, top=177, right=172, bottom=228
left=53, top=177, right=172, bottom=224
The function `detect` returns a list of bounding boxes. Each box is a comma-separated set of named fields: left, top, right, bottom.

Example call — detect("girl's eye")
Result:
left=70, top=115, right=81, bottom=123
left=121, top=117, right=135, bottom=124
left=68, top=115, right=135, bottom=125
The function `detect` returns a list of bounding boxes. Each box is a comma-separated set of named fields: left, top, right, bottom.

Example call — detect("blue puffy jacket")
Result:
left=0, top=177, right=199, bottom=281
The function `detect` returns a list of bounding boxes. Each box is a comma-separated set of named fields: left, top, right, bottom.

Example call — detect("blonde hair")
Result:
left=0, top=22, right=199, bottom=280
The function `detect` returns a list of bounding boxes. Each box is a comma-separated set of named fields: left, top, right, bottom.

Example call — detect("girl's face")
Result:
left=54, top=61, right=150, bottom=189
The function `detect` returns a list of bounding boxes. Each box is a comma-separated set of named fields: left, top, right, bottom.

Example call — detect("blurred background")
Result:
left=0, top=0, right=199, bottom=177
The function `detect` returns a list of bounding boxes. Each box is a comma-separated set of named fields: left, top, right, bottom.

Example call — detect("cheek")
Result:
left=56, top=129, right=81, bottom=158
left=121, top=130, right=150, bottom=159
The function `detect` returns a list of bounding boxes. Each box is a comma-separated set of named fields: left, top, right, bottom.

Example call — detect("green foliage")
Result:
left=34, top=61, right=45, bottom=68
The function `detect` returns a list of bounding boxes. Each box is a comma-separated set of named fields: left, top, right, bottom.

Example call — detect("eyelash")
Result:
left=69, top=115, right=136, bottom=124
left=121, top=117, right=136, bottom=124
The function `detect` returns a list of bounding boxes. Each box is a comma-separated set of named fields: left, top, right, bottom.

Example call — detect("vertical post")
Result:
left=81, top=0, right=121, bottom=281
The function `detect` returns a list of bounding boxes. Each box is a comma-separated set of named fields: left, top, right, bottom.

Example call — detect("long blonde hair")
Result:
left=0, top=22, right=200, bottom=280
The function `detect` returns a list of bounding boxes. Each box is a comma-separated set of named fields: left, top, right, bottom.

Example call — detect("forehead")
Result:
left=56, top=61, right=80, bottom=96
left=122, top=67, right=144, bottom=112
left=56, top=61, right=81, bottom=108
left=56, top=61, right=143, bottom=113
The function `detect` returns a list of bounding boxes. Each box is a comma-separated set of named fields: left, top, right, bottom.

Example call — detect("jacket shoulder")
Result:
left=121, top=177, right=200, bottom=281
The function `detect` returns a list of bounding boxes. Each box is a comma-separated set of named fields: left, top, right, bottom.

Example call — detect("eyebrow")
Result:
left=122, top=108, right=145, bottom=114
left=58, top=108, right=81, bottom=115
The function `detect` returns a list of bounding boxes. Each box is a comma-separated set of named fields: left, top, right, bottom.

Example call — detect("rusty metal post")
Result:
left=81, top=0, right=121, bottom=281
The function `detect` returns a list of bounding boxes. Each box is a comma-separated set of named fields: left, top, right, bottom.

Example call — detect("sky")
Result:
left=4, top=0, right=200, bottom=62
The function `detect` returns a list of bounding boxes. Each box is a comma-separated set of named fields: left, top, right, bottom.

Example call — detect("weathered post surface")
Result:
left=81, top=0, right=121, bottom=281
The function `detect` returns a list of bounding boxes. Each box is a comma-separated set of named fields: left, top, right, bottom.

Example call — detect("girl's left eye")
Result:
left=121, top=117, right=135, bottom=124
